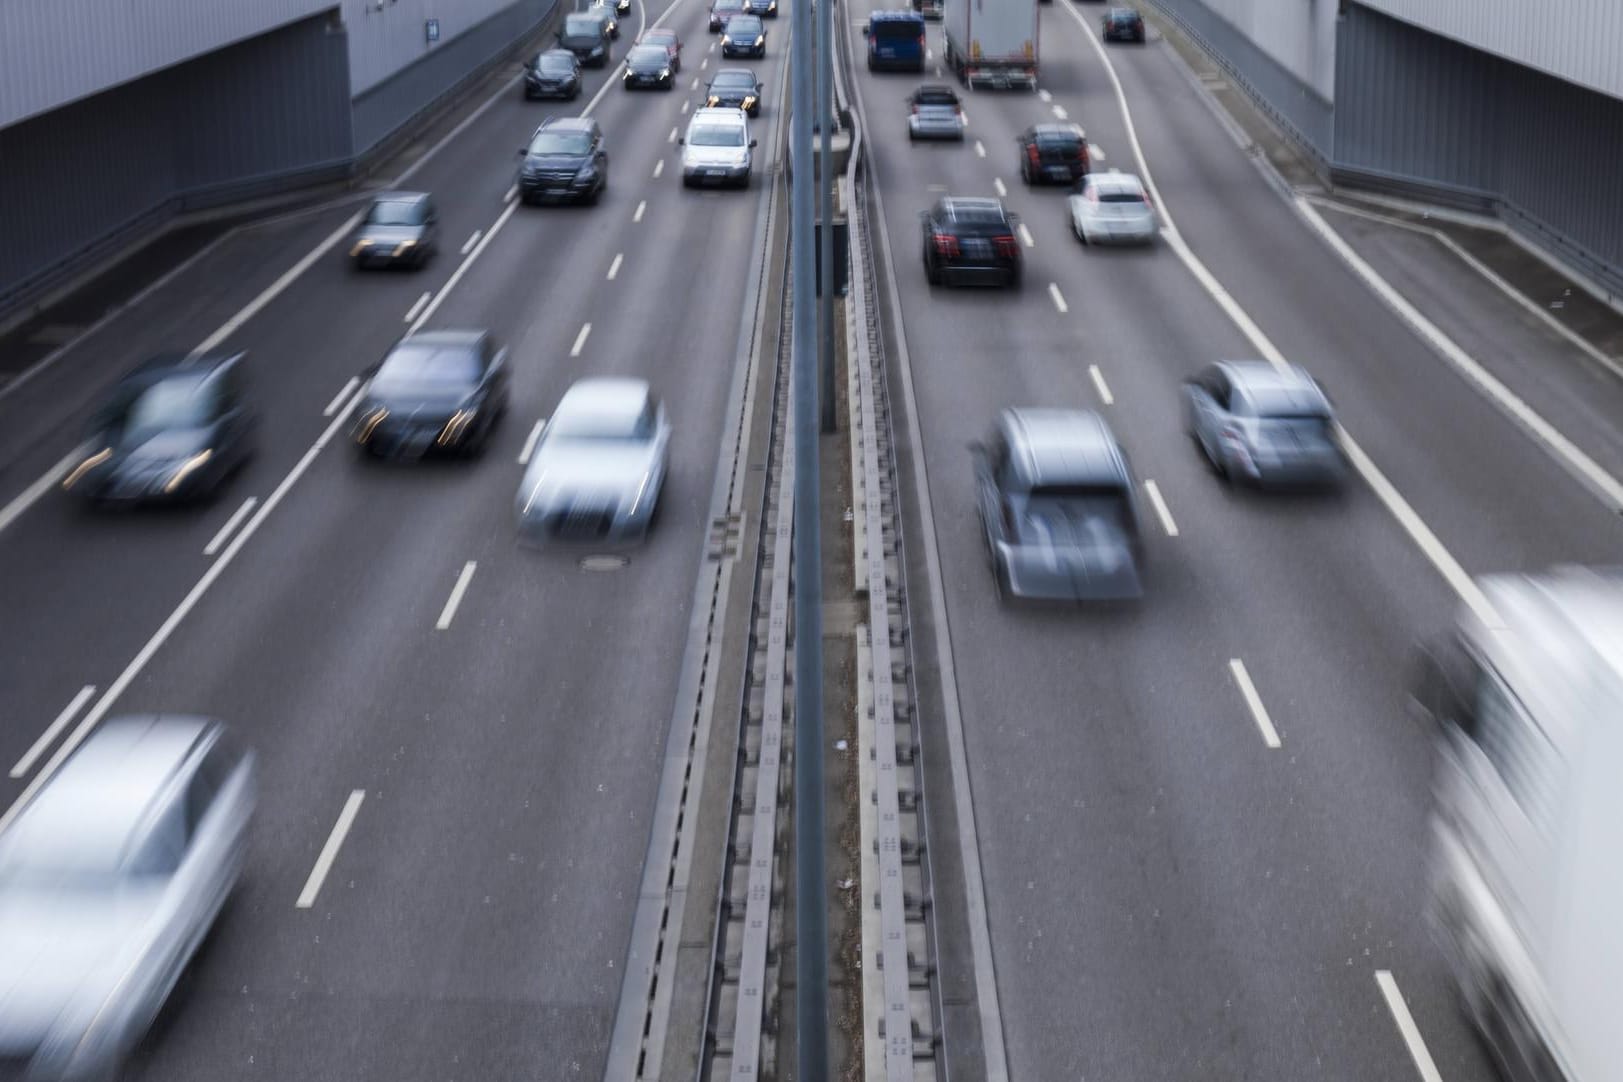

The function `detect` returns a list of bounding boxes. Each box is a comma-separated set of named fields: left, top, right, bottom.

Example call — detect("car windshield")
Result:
left=564, top=14, right=600, bottom=33
left=529, top=130, right=592, bottom=155
left=690, top=124, right=745, bottom=147
left=1099, top=190, right=1146, bottom=204
left=366, top=200, right=424, bottom=226
left=713, top=72, right=755, bottom=88
left=538, top=54, right=576, bottom=73
left=122, top=374, right=215, bottom=434
left=630, top=46, right=668, bottom=65
left=374, top=345, right=479, bottom=393
left=730, top=15, right=763, bottom=31
left=1035, top=130, right=1082, bottom=147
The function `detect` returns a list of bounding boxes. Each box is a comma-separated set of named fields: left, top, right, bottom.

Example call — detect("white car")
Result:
left=1068, top=171, right=1158, bottom=245
left=680, top=107, right=757, bottom=188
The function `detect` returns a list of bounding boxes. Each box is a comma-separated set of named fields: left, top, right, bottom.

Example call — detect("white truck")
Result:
left=942, top=0, right=1037, bottom=90
left=1416, top=566, right=1623, bottom=1082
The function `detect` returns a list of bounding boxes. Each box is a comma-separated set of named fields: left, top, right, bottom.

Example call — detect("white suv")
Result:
left=680, top=107, right=757, bottom=188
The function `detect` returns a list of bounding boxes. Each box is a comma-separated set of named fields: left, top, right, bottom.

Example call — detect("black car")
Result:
left=63, top=352, right=256, bottom=505
left=623, top=44, right=676, bottom=89
left=525, top=49, right=583, bottom=99
left=721, top=14, right=766, bottom=57
left=349, top=191, right=438, bottom=269
left=1017, top=123, right=1090, bottom=185
left=709, top=0, right=745, bottom=32
left=743, top=0, right=778, bottom=17
left=638, top=28, right=683, bottom=70
left=353, top=331, right=510, bottom=460
left=586, top=4, right=620, bottom=39
left=920, top=197, right=1023, bottom=287
left=1102, top=7, right=1145, bottom=42
left=517, top=117, right=609, bottom=204
left=604, top=0, right=631, bottom=13
left=706, top=68, right=763, bottom=115
left=557, top=12, right=611, bottom=66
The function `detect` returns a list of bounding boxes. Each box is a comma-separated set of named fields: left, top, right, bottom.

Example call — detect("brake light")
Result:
left=1026, top=144, right=1039, bottom=165
left=992, top=235, right=1020, bottom=258
left=912, top=103, right=920, bottom=114
left=933, top=234, right=960, bottom=257
left=916, top=32, right=925, bottom=46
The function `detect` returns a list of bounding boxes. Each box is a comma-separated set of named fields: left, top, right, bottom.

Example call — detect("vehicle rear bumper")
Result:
left=909, top=118, right=965, bottom=139
left=1000, top=543, right=1143, bottom=601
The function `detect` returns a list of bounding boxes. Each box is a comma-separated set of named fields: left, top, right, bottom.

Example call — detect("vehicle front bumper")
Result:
left=519, top=173, right=598, bottom=201
left=683, top=162, right=751, bottom=185
left=624, top=71, right=672, bottom=87
left=721, top=40, right=765, bottom=56
left=525, top=78, right=579, bottom=98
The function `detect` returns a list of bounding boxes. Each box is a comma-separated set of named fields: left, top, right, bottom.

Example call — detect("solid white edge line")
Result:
left=296, top=790, right=366, bottom=909
left=0, top=445, right=87, bottom=536
left=1047, top=282, right=1068, bottom=313
left=460, top=228, right=483, bottom=255
left=607, top=253, right=625, bottom=280
left=402, top=290, right=432, bottom=324
left=505, top=183, right=518, bottom=204
left=322, top=376, right=361, bottom=418
left=1088, top=364, right=1114, bottom=405
left=518, top=419, right=546, bottom=465
left=435, top=560, right=478, bottom=630
left=10, top=685, right=96, bottom=779
left=634, top=200, right=648, bottom=222
left=570, top=322, right=593, bottom=357
left=974, top=139, right=986, bottom=157
left=1375, top=970, right=1446, bottom=1082
left=993, top=177, right=1007, bottom=197
left=1143, top=479, right=1178, bottom=537
left=1228, top=658, right=1281, bottom=748
left=203, top=496, right=259, bottom=557
left=1018, top=222, right=1035, bottom=248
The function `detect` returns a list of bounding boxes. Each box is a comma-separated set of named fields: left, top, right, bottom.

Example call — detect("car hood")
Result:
left=355, top=225, right=425, bottom=246
left=0, top=888, right=160, bottom=1052
left=518, top=444, right=660, bottom=512
left=530, top=67, right=577, bottom=81
left=110, top=426, right=212, bottom=464
left=684, top=144, right=750, bottom=166
left=524, top=152, right=591, bottom=171
left=725, top=29, right=762, bottom=42
left=709, top=86, right=754, bottom=100
left=628, top=61, right=668, bottom=74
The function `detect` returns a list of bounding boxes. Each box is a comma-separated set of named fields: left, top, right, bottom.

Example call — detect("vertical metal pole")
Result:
left=816, top=0, right=837, bottom=433
left=791, top=0, right=829, bottom=1075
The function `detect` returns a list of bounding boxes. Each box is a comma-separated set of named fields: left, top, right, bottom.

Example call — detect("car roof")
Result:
left=629, top=44, right=668, bottom=58
left=1002, top=409, right=1126, bottom=486
left=1086, top=172, right=1146, bottom=193
left=556, top=377, right=651, bottom=417
left=1029, top=123, right=1085, bottom=139
left=691, top=106, right=748, bottom=124
left=370, top=190, right=429, bottom=205
left=1218, top=360, right=1328, bottom=410
left=912, top=84, right=958, bottom=98
left=127, top=350, right=241, bottom=383
left=538, top=116, right=597, bottom=134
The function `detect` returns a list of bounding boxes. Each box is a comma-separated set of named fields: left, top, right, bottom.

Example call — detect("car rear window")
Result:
left=871, top=18, right=924, bottom=39
left=945, top=206, right=1010, bottom=233
left=1245, top=387, right=1326, bottom=418
left=914, top=88, right=958, bottom=104
left=1035, top=130, right=1083, bottom=147
left=564, top=14, right=601, bottom=32
left=1098, top=191, right=1145, bottom=204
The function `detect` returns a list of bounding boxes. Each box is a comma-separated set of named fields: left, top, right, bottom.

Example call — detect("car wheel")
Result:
left=924, top=255, right=942, bottom=285
left=993, top=558, right=1013, bottom=602
left=1006, top=268, right=1022, bottom=289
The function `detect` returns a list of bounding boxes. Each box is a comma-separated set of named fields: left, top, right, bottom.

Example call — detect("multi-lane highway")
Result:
left=0, top=0, right=789, bottom=1076
left=847, top=1, right=1623, bottom=1079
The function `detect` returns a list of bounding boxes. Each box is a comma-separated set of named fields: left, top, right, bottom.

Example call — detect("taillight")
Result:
left=911, top=103, right=920, bottom=114
left=933, top=234, right=960, bottom=257
left=917, top=32, right=925, bottom=47
left=1025, top=144, right=1039, bottom=165
left=992, top=235, right=1020, bottom=258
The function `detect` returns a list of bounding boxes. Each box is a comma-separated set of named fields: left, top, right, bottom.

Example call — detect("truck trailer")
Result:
left=943, top=0, right=1037, bottom=90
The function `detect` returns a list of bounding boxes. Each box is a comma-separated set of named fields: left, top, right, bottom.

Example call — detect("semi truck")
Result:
left=943, top=0, right=1038, bottom=90
left=1415, top=566, right=1623, bottom=1082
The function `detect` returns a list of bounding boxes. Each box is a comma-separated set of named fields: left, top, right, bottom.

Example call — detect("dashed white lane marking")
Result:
left=1048, top=282, right=1068, bottom=313
left=204, top=497, right=259, bottom=557
left=461, top=229, right=482, bottom=255
left=691, top=76, right=700, bottom=89
left=681, top=99, right=690, bottom=113
left=296, top=790, right=366, bottom=909
left=570, top=322, right=593, bottom=357
left=708, top=41, right=715, bottom=52
left=1038, top=88, right=1053, bottom=102
left=1018, top=223, right=1035, bottom=248
left=607, top=253, right=624, bottom=280
left=653, top=159, right=665, bottom=178
left=634, top=200, right=647, bottom=222
left=436, top=561, right=478, bottom=630
left=1375, top=971, right=1445, bottom=1082
left=323, top=376, right=361, bottom=418
left=700, top=57, right=709, bottom=69
left=1052, top=104, right=1068, bottom=120
left=402, top=290, right=432, bottom=324
left=1088, top=364, right=1114, bottom=405
left=504, top=183, right=518, bottom=204
left=518, top=419, right=546, bottom=465
left=974, top=140, right=986, bottom=158
left=993, top=177, right=1007, bottom=197
left=1228, top=658, right=1281, bottom=748
left=1144, top=480, right=1178, bottom=537
left=11, top=686, right=96, bottom=779
left=669, top=125, right=680, bottom=142
left=1089, top=143, right=1106, bottom=160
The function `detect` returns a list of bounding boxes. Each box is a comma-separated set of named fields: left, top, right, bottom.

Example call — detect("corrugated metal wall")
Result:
left=1356, top=0, right=1623, bottom=100
left=344, top=0, right=540, bottom=96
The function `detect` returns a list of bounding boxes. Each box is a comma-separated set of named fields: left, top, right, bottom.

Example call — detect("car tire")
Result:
left=924, top=255, right=942, bottom=286
left=993, top=558, right=1013, bottom=602
left=1006, top=268, right=1022, bottom=289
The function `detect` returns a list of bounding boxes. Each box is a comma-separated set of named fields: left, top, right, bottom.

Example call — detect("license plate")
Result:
left=707, top=168, right=725, bottom=177
left=963, top=239, right=991, bottom=258
left=1047, top=165, right=1072, bottom=179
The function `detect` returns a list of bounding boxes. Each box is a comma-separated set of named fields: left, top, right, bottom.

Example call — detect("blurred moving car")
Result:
left=623, top=44, right=676, bottom=89
left=586, top=2, right=620, bottom=39
left=907, top=84, right=966, bottom=141
left=970, top=409, right=1144, bottom=601
left=913, top=0, right=944, bottom=21
left=638, top=27, right=683, bottom=69
left=721, top=14, right=767, bottom=57
left=743, top=0, right=779, bottom=17
left=864, top=10, right=928, bottom=72
left=353, top=331, right=510, bottom=459
left=710, top=0, right=745, bottom=32
left=515, top=378, right=670, bottom=542
left=1068, top=171, right=1156, bottom=245
left=349, top=192, right=438, bottom=269
left=1182, top=361, right=1344, bottom=487
left=557, top=12, right=611, bottom=66
left=1101, top=7, right=1146, bottom=42
left=601, top=0, right=632, bottom=14
left=517, top=116, right=609, bottom=204
left=1416, top=566, right=1623, bottom=1082
left=920, top=197, right=1023, bottom=287
left=525, top=48, right=583, bottom=99
left=680, top=107, right=757, bottom=188
left=0, top=716, right=254, bottom=1079
left=706, top=68, right=764, bottom=115
left=62, top=352, right=256, bottom=505
left=1017, top=123, right=1090, bottom=185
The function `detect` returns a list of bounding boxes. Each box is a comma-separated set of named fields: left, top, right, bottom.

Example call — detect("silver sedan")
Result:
left=515, top=378, right=671, bottom=542
left=1183, top=360, right=1345, bottom=487
left=1068, top=171, right=1157, bottom=245
left=907, top=85, right=966, bottom=141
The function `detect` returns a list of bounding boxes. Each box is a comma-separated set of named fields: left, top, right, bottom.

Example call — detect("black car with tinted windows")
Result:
left=1018, top=123, right=1090, bottom=185
left=920, top=197, right=1023, bottom=287
left=721, top=14, right=766, bottom=57
left=705, top=68, right=763, bottom=115
left=586, top=2, right=620, bottom=38
left=623, top=44, right=676, bottom=89
left=353, top=331, right=510, bottom=460
left=517, top=117, right=608, bottom=204
left=63, top=352, right=257, bottom=505
left=557, top=12, right=611, bottom=65
left=349, top=191, right=438, bottom=269
left=525, top=49, right=583, bottom=99
left=1102, top=6, right=1145, bottom=42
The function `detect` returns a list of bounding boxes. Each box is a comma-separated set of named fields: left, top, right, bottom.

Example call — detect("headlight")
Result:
left=356, top=406, right=389, bottom=442
left=721, top=35, right=731, bottom=45
left=660, top=68, right=671, bottom=77
left=707, top=95, right=721, bottom=106
left=437, top=410, right=477, bottom=447
left=163, top=450, right=213, bottom=493
left=743, top=95, right=757, bottom=108
left=392, top=241, right=417, bottom=256
left=349, top=241, right=367, bottom=257
left=61, top=448, right=113, bottom=491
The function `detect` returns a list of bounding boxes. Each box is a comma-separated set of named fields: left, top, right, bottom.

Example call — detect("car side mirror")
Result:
left=517, top=147, right=528, bottom=156
left=749, top=138, right=758, bottom=148
left=677, top=136, right=685, bottom=145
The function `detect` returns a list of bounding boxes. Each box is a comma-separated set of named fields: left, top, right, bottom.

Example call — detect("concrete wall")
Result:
left=342, top=0, right=542, bottom=95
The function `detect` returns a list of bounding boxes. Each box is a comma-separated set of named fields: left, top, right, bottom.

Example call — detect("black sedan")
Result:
left=556, top=12, right=611, bottom=66
left=1102, top=7, right=1145, bottom=42
left=920, top=197, right=1023, bottom=287
left=62, top=352, right=256, bottom=505
left=517, top=116, right=609, bottom=204
left=720, top=14, right=766, bottom=57
left=623, top=44, right=676, bottom=89
left=353, top=331, right=510, bottom=460
left=705, top=68, right=763, bottom=115
left=525, top=49, right=583, bottom=99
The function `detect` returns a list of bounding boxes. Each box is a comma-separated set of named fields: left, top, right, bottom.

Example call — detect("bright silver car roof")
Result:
left=1001, top=408, right=1126, bottom=487
left=1219, top=360, right=1328, bottom=411
left=556, top=377, right=651, bottom=418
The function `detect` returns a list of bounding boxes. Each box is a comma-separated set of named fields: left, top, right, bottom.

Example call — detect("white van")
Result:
left=679, top=107, right=756, bottom=189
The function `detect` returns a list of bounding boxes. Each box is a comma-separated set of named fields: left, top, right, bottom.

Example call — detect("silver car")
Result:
left=680, top=107, right=757, bottom=188
left=515, top=378, right=671, bottom=542
left=906, top=84, right=966, bottom=141
left=971, top=409, right=1145, bottom=601
left=0, top=716, right=254, bottom=1079
left=1183, top=361, right=1345, bottom=486
left=1068, top=171, right=1157, bottom=245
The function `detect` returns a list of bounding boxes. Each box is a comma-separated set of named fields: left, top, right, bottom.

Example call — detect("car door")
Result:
left=1186, top=366, right=1227, bottom=457
left=973, top=431, right=1009, bottom=549
left=421, top=198, right=440, bottom=253
left=591, top=126, right=608, bottom=175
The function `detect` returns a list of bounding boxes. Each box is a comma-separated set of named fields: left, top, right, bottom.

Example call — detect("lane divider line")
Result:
left=402, top=290, right=432, bottom=324
left=1038, top=88, right=1052, bottom=102
left=1144, top=479, right=1178, bottom=537
left=518, top=419, right=546, bottom=465
left=504, top=183, right=518, bottom=204
left=1018, top=223, right=1035, bottom=248
left=571, top=322, right=593, bottom=357
left=296, top=790, right=366, bottom=909
left=993, top=177, right=1007, bottom=197
left=608, top=253, right=625, bottom=280
left=322, top=376, right=361, bottom=418
left=1375, top=971, right=1445, bottom=1082
left=409, top=202, right=518, bottom=334
left=1228, top=658, right=1281, bottom=748
left=10, top=685, right=96, bottom=779
left=681, top=99, right=690, bottom=113
left=1088, top=364, right=1114, bottom=405
left=669, top=125, right=680, bottom=143
left=974, top=139, right=986, bottom=158
left=1052, top=104, right=1068, bottom=120
left=654, top=158, right=665, bottom=178
left=1048, top=282, right=1068, bottom=313
left=691, top=76, right=701, bottom=90
left=635, top=200, right=648, bottom=222
left=204, top=497, right=259, bottom=557
left=436, top=561, right=478, bottom=630
left=461, top=228, right=483, bottom=255
left=1089, top=143, right=1106, bottom=161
